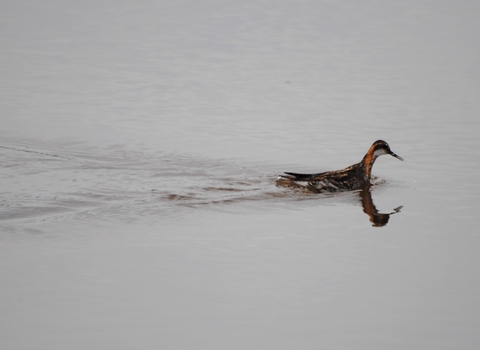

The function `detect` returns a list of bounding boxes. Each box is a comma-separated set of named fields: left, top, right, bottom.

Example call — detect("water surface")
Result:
left=1, top=1, right=480, bottom=349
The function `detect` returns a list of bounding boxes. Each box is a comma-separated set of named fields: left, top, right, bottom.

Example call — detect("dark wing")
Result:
left=278, top=165, right=363, bottom=192
left=282, top=169, right=353, bottom=182
left=281, top=171, right=328, bottom=181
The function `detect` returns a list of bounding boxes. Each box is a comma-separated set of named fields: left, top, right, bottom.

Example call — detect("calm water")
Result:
left=1, top=1, right=480, bottom=349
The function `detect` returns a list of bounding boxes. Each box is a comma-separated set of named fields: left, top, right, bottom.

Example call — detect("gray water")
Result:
left=1, top=1, right=480, bottom=349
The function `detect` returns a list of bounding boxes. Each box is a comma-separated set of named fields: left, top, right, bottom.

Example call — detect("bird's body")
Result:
left=277, top=140, right=403, bottom=193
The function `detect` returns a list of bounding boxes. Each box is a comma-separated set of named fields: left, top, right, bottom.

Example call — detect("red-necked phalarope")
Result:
left=277, top=140, right=404, bottom=193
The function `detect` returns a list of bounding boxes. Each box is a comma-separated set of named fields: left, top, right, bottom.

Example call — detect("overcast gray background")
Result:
left=1, top=1, right=480, bottom=349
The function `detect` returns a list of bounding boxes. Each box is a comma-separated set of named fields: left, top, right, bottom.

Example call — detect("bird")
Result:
left=276, top=140, right=404, bottom=193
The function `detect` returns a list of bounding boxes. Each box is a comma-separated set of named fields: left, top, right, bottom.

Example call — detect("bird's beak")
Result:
left=390, top=151, right=404, bottom=161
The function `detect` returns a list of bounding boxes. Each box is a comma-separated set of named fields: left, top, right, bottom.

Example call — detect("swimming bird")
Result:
left=276, top=140, right=404, bottom=193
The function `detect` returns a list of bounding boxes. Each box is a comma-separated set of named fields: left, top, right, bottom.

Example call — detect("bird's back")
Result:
left=279, top=163, right=365, bottom=193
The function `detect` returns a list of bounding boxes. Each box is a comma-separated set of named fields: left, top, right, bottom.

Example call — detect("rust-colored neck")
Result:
left=361, top=145, right=379, bottom=178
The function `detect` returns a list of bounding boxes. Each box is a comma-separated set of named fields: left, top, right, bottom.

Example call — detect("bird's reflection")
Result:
left=275, top=179, right=402, bottom=226
left=359, top=184, right=402, bottom=227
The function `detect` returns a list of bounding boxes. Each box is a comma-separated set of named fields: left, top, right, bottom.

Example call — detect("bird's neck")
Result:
left=361, top=151, right=378, bottom=179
